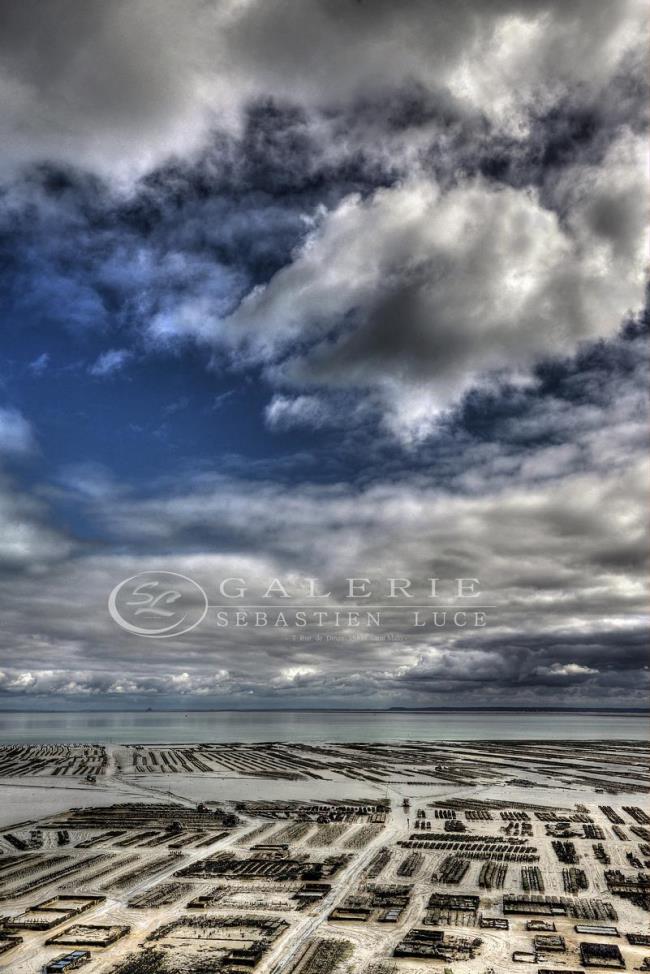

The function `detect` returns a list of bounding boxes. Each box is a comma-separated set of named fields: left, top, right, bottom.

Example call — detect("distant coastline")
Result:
left=0, top=706, right=647, bottom=714
left=1, top=708, right=647, bottom=745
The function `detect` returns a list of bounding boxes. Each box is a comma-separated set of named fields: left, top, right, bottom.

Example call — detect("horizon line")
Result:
left=0, top=706, right=648, bottom=715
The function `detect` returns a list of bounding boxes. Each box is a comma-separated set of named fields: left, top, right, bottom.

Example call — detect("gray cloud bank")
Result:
left=0, top=0, right=647, bottom=707
left=0, top=426, right=646, bottom=707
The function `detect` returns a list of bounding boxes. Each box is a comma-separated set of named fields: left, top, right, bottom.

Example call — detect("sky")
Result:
left=0, top=0, right=647, bottom=711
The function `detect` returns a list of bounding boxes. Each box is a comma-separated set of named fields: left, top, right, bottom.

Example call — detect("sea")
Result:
left=0, top=710, right=647, bottom=745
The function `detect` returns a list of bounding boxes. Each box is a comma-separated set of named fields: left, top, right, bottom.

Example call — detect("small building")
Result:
left=512, top=950, right=537, bottom=963
left=480, top=916, right=509, bottom=929
left=46, top=924, right=130, bottom=948
left=378, top=908, right=403, bottom=922
left=223, top=945, right=264, bottom=968
left=43, top=950, right=91, bottom=974
left=328, top=905, right=371, bottom=922
left=0, top=933, right=23, bottom=956
left=534, top=934, right=566, bottom=952
left=580, top=942, right=625, bottom=969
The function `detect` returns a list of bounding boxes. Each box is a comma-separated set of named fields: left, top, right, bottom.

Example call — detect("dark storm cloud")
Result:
left=219, top=135, right=644, bottom=439
left=0, top=99, right=403, bottom=350
left=393, top=629, right=649, bottom=693
left=452, top=52, right=648, bottom=193
left=6, top=125, right=641, bottom=446
left=0, top=0, right=643, bottom=177
left=0, top=0, right=645, bottom=442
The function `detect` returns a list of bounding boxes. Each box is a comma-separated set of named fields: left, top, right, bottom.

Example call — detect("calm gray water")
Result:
left=0, top=710, right=647, bottom=745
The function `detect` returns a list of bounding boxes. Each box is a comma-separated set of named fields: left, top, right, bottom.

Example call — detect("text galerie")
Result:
left=213, top=577, right=488, bottom=629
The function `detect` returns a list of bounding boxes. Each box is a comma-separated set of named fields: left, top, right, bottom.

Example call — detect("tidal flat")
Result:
left=0, top=740, right=648, bottom=974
